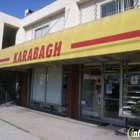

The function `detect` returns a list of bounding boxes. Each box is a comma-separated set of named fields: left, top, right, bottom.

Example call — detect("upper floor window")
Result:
left=124, top=0, right=134, bottom=10
left=102, top=1, right=118, bottom=17
left=35, top=25, right=49, bottom=38
left=101, top=0, right=134, bottom=18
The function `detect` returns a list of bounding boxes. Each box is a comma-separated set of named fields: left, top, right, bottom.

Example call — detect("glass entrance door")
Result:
left=102, top=74, right=125, bottom=126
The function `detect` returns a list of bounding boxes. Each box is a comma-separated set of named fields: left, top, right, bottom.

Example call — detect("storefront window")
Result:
left=32, top=68, right=46, bottom=102
left=81, top=66, right=101, bottom=120
left=122, top=61, right=140, bottom=118
left=46, top=67, right=63, bottom=105
left=29, top=66, right=67, bottom=114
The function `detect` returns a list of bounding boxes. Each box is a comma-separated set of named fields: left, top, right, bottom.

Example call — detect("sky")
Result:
left=0, top=0, right=55, bottom=19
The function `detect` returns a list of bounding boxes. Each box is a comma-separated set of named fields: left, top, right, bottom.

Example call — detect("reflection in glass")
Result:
left=103, top=75, right=123, bottom=120
left=81, top=107, right=100, bottom=119
left=81, top=66, right=101, bottom=119
left=123, top=62, right=140, bottom=117
left=104, top=76, right=119, bottom=99
left=103, top=99, right=122, bottom=119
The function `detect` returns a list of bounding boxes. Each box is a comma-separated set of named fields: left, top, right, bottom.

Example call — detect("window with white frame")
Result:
left=101, top=0, right=134, bottom=18
left=35, top=25, right=49, bottom=38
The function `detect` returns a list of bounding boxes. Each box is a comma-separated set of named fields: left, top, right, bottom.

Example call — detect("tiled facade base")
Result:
left=20, top=72, right=28, bottom=107
left=66, top=64, right=80, bottom=118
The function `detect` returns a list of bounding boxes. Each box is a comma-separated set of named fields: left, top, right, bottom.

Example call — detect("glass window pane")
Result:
left=81, top=106, right=101, bottom=119
left=104, top=75, right=120, bottom=98
left=103, top=99, right=122, bottom=119
left=81, top=66, right=101, bottom=120
left=124, top=0, right=134, bottom=10
left=35, top=28, right=41, bottom=38
left=46, top=66, right=63, bottom=105
left=123, top=61, right=140, bottom=118
left=81, top=67, right=101, bottom=107
left=32, top=68, right=46, bottom=102
left=102, top=1, right=117, bottom=18
left=42, top=25, right=49, bottom=36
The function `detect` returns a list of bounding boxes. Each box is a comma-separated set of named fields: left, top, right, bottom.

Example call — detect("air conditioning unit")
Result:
left=25, top=9, right=33, bottom=17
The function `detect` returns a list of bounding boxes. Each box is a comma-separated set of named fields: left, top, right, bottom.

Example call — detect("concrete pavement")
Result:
left=0, top=120, right=41, bottom=140
left=0, top=105, right=137, bottom=140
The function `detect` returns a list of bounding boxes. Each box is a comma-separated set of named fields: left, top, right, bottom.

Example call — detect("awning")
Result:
left=0, top=8, right=140, bottom=68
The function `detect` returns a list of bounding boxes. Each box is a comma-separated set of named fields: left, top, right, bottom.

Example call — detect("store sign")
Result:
left=0, top=8, right=140, bottom=68
left=131, top=76, right=138, bottom=85
left=127, top=127, right=140, bottom=139
left=13, top=41, right=62, bottom=63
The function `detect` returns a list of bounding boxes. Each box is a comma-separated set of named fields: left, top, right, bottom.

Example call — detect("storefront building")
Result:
left=0, top=0, right=140, bottom=128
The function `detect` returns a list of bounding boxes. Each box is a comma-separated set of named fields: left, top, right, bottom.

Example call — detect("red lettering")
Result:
left=13, top=52, right=18, bottom=63
left=22, top=50, right=27, bottom=61
left=53, top=41, right=62, bottom=56
left=39, top=45, right=45, bottom=59
left=33, top=47, right=39, bottom=59
left=18, top=51, right=22, bottom=62
left=27, top=49, right=33, bottom=61
left=13, top=41, right=62, bottom=63
left=46, top=44, right=53, bottom=58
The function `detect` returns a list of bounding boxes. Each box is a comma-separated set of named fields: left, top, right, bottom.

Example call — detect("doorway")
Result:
left=80, top=61, right=125, bottom=126
left=101, top=73, right=125, bottom=126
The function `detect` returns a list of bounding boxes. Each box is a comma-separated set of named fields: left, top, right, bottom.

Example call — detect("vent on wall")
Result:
left=25, top=9, right=33, bottom=17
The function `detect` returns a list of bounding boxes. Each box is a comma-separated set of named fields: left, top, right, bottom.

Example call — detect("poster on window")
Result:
left=40, top=74, right=45, bottom=85
left=131, top=76, right=138, bottom=85
left=106, top=83, right=112, bottom=94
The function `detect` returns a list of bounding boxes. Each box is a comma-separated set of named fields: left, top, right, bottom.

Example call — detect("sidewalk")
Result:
left=0, top=105, right=135, bottom=140
left=0, top=120, right=41, bottom=140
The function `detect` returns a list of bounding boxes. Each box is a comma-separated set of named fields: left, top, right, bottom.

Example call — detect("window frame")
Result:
left=101, top=1, right=118, bottom=18
left=34, top=24, right=49, bottom=39
left=101, top=0, right=134, bottom=18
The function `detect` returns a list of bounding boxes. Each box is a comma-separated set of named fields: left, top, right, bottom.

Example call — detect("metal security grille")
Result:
left=124, top=0, right=134, bottom=10
left=102, top=0, right=134, bottom=18
left=102, top=1, right=117, bottom=17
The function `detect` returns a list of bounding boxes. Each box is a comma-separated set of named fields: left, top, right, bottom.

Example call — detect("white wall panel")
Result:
left=50, top=12, right=64, bottom=33
left=81, top=0, right=96, bottom=24
left=25, top=26, right=33, bottom=41
left=65, top=2, right=79, bottom=28
left=0, top=21, right=4, bottom=50
left=15, top=27, right=25, bottom=45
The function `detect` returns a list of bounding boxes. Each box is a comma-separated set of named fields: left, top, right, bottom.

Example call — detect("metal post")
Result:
left=5, top=91, right=7, bottom=106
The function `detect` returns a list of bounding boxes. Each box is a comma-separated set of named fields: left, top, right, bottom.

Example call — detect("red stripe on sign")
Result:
left=71, top=30, right=140, bottom=49
left=0, top=58, right=10, bottom=63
